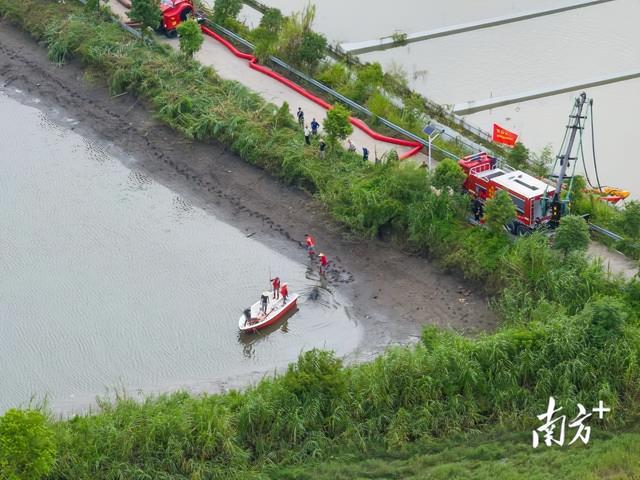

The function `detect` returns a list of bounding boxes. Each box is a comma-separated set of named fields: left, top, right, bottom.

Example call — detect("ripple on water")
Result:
left=0, top=94, right=362, bottom=414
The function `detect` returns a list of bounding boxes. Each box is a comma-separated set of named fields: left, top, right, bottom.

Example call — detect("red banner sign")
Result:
left=492, top=124, right=518, bottom=147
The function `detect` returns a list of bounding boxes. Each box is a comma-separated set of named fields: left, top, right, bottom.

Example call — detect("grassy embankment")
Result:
left=0, top=1, right=639, bottom=478
left=205, top=0, right=640, bottom=259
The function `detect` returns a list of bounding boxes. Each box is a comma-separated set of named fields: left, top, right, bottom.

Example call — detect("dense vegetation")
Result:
left=214, top=0, right=640, bottom=257
left=1, top=0, right=639, bottom=478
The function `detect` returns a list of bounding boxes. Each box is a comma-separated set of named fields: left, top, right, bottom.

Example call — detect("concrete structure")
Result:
left=339, top=0, right=614, bottom=55
left=453, top=69, right=640, bottom=115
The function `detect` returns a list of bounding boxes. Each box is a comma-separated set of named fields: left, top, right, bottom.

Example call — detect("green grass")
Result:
left=270, top=430, right=640, bottom=480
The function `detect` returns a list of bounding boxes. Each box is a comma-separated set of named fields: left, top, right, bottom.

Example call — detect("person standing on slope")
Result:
left=311, top=118, right=320, bottom=135
left=304, top=125, right=311, bottom=145
left=296, top=107, right=305, bottom=128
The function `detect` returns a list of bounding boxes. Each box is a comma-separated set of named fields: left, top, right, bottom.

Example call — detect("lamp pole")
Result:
left=428, top=130, right=443, bottom=171
left=423, top=124, right=445, bottom=171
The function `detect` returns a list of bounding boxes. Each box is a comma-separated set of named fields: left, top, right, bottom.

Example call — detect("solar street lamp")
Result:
left=423, top=125, right=445, bottom=171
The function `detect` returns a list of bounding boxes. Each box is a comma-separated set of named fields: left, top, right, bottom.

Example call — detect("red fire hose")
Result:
left=201, top=25, right=423, bottom=160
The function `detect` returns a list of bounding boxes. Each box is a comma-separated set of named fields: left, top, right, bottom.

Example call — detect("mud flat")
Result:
left=0, top=22, right=495, bottom=412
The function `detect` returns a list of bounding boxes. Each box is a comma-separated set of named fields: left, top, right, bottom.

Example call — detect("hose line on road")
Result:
left=200, top=26, right=424, bottom=160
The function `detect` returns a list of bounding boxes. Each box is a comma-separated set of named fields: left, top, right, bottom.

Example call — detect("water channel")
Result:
left=0, top=92, right=362, bottom=415
left=241, top=0, right=639, bottom=198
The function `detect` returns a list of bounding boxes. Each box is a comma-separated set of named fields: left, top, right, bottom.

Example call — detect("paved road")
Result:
left=108, top=0, right=427, bottom=164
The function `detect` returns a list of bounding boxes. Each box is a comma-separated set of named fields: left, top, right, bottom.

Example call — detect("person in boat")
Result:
left=280, top=283, right=288, bottom=303
left=271, top=276, right=281, bottom=299
left=243, top=307, right=253, bottom=325
left=260, top=291, right=270, bottom=314
left=319, top=253, right=328, bottom=276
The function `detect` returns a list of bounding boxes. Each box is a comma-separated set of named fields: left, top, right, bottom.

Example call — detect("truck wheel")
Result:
left=165, top=28, right=177, bottom=38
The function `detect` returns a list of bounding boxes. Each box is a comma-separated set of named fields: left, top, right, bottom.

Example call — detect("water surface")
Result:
left=0, top=93, right=361, bottom=414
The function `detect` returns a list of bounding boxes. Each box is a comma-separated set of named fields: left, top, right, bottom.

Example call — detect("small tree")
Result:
left=259, top=7, right=283, bottom=34
left=508, top=142, right=530, bottom=169
left=567, top=174, right=586, bottom=208
left=297, top=30, right=327, bottom=72
left=619, top=200, right=640, bottom=238
left=212, top=0, right=242, bottom=26
left=177, top=19, right=203, bottom=58
left=530, top=144, right=554, bottom=178
left=0, top=409, right=56, bottom=480
left=324, top=104, right=352, bottom=147
left=554, top=214, right=590, bottom=255
left=273, top=101, right=294, bottom=129
left=484, top=190, right=516, bottom=234
left=129, top=0, right=161, bottom=33
left=432, top=158, right=466, bottom=191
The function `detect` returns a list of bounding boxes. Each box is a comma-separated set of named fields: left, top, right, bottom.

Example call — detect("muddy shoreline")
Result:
left=0, top=21, right=495, bottom=365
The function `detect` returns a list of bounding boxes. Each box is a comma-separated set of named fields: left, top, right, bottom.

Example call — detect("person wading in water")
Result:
left=305, top=233, right=316, bottom=258
left=319, top=253, right=328, bottom=276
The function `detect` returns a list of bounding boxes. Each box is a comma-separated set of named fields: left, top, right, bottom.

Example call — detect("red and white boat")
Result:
left=238, top=291, right=299, bottom=333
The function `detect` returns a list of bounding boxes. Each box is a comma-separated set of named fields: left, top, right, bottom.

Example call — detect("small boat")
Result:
left=238, top=291, right=299, bottom=333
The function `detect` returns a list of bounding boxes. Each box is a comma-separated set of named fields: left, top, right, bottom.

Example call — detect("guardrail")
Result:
left=589, top=222, right=623, bottom=242
left=207, top=21, right=462, bottom=160
left=240, top=0, right=496, bottom=146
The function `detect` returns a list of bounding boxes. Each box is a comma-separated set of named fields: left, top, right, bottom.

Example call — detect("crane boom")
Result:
left=550, top=92, right=588, bottom=226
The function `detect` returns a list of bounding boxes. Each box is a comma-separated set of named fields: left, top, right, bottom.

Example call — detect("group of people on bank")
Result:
left=296, top=107, right=369, bottom=162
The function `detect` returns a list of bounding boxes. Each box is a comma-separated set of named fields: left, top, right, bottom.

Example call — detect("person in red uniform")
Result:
left=305, top=233, right=316, bottom=258
left=280, top=282, right=289, bottom=303
left=271, top=276, right=280, bottom=299
left=318, top=253, right=328, bottom=275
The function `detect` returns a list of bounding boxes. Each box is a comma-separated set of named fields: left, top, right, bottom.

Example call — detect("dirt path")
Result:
left=0, top=21, right=495, bottom=361
left=587, top=242, right=638, bottom=280
left=106, top=0, right=428, bottom=164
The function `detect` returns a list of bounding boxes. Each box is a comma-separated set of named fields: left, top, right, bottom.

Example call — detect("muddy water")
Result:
left=242, top=0, right=639, bottom=198
left=0, top=93, right=361, bottom=414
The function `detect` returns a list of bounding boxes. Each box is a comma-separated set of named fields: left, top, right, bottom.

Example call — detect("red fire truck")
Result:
left=459, top=152, right=554, bottom=234
left=158, top=0, right=198, bottom=37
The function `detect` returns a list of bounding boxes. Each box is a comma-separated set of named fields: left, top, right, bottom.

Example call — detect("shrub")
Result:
left=618, top=201, right=640, bottom=239
left=129, top=0, right=161, bottom=32
left=212, top=0, right=242, bottom=26
left=432, top=158, right=466, bottom=191
left=324, top=104, right=352, bottom=146
left=317, top=62, right=350, bottom=89
left=484, top=190, right=516, bottom=234
left=507, top=142, right=529, bottom=169
left=554, top=214, right=590, bottom=255
left=296, top=30, right=327, bottom=72
left=0, top=409, right=56, bottom=480
left=177, top=18, right=203, bottom=58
